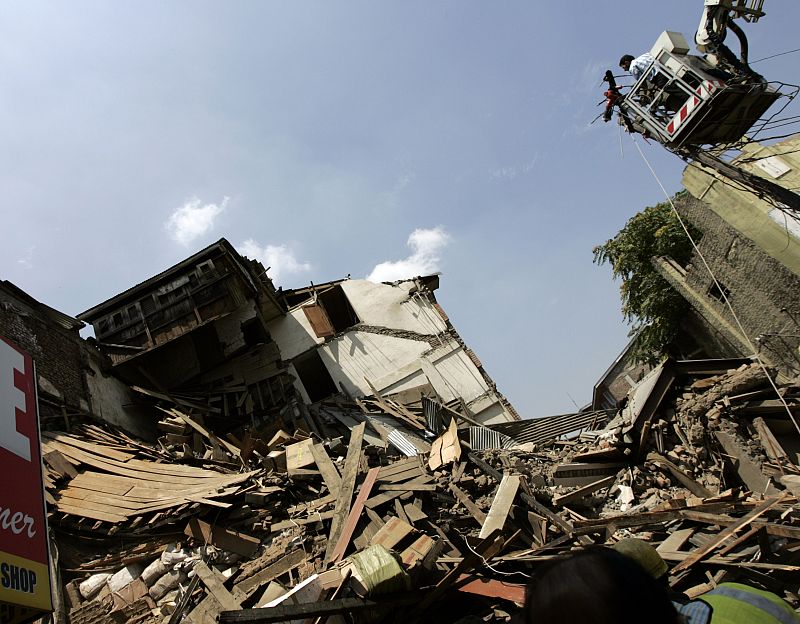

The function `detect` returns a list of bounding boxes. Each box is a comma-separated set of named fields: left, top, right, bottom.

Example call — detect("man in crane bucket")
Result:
left=619, top=53, right=657, bottom=82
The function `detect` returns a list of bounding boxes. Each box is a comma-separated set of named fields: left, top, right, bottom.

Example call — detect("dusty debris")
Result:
left=5, top=256, right=800, bottom=622
left=36, top=356, right=799, bottom=624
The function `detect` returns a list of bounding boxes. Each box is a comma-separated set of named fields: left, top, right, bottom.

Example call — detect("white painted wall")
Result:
left=427, top=348, right=488, bottom=402
left=269, top=278, right=517, bottom=424
left=318, top=332, right=430, bottom=397
left=471, top=402, right=510, bottom=426
left=340, top=280, right=448, bottom=334
left=269, top=279, right=447, bottom=361
left=85, top=355, right=155, bottom=439
left=267, top=309, right=323, bottom=361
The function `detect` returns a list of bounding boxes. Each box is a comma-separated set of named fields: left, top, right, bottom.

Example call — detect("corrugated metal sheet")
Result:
left=488, top=410, right=611, bottom=445
left=422, top=396, right=444, bottom=435
left=468, top=426, right=518, bottom=451
left=371, top=414, right=432, bottom=456
left=387, top=429, right=421, bottom=456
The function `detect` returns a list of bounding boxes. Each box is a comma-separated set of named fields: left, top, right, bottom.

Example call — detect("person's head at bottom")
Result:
left=525, top=547, right=680, bottom=624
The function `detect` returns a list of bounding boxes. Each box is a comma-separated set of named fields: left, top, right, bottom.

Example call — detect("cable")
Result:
left=751, top=48, right=800, bottom=64
left=459, top=531, right=532, bottom=579
left=632, top=138, right=800, bottom=436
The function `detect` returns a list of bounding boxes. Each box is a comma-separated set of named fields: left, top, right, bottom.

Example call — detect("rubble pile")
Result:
left=43, top=359, right=800, bottom=623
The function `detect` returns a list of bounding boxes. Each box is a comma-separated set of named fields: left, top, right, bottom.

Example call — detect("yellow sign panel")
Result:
left=0, top=552, right=50, bottom=612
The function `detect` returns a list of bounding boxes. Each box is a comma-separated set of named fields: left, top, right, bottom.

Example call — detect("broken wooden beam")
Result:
left=324, top=422, right=366, bottom=564
left=551, top=475, right=616, bottom=507
left=479, top=474, right=520, bottom=539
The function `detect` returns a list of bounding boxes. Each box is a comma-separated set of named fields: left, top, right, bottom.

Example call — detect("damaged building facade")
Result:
left=655, top=136, right=800, bottom=381
left=4, top=162, right=800, bottom=623
left=268, top=276, right=518, bottom=425
left=72, top=240, right=518, bottom=444
left=595, top=136, right=800, bottom=412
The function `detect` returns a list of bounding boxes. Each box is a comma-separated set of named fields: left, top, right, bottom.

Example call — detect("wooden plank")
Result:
left=44, top=440, right=244, bottom=484
left=329, top=467, right=380, bottom=563
left=364, top=507, right=386, bottom=529
left=43, top=450, right=79, bottom=479
left=286, top=438, right=315, bottom=475
left=400, top=535, right=436, bottom=569
left=416, top=529, right=505, bottom=613
left=479, top=475, right=520, bottom=539
left=646, top=452, right=713, bottom=498
left=467, top=452, right=589, bottom=544
left=234, top=549, right=307, bottom=597
left=752, top=417, right=791, bottom=463
left=56, top=491, right=144, bottom=516
left=428, top=418, right=461, bottom=470
left=656, top=528, right=695, bottom=554
left=659, top=551, right=800, bottom=571
left=714, top=431, right=780, bottom=496
left=670, top=495, right=785, bottom=575
left=378, top=483, right=436, bottom=491
left=449, top=483, right=486, bottom=525
left=71, top=471, right=248, bottom=497
left=286, top=494, right=335, bottom=515
left=173, top=410, right=241, bottom=458
left=551, top=476, right=616, bottom=507
left=377, top=458, right=421, bottom=479
left=365, top=475, right=434, bottom=509
left=364, top=378, right=425, bottom=431
left=193, top=561, right=242, bottom=612
left=403, top=503, right=428, bottom=523
left=217, top=595, right=419, bottom=624
left=41, top=432, right=135, bottom=462
left=55, top=502, right=127, bottom=523
left=455, top=574, right=526, bottom=604
left=394, top=499, right=412, bottom=525
left=377, top=466, right=425, bottom=483
left=268, top=511, right=334, bottom=531
left=324, top=422, right=365, bottom=564
left=370, top=517, right=415, bottom=550
left=185, top=518, right=260, bottom=557
left=309, top=443, right=342, bottom=498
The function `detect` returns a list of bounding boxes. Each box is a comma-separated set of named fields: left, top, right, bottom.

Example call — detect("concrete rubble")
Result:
left=3, top=238, right=799, bottom=622
left=44, top=358, right=800, bottom=623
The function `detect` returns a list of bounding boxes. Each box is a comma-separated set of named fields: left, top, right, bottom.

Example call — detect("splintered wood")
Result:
left=44, top=360, right=800, bottom=624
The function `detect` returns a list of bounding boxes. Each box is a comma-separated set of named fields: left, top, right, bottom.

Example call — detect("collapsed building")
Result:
left=2, top=138, right=800, bottom=622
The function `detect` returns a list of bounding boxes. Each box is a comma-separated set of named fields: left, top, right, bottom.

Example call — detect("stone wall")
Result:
left=675, top=193, right=800, bottom=376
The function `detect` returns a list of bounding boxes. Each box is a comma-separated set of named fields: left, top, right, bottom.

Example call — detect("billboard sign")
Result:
left=0, top=336, right=53, bottom=623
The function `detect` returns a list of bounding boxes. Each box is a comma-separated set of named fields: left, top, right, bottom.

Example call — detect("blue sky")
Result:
left=2, top=2, right=799, bottom=417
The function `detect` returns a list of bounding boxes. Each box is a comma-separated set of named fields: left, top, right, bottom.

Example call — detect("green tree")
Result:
left=593, top=192, right=700, bottom=363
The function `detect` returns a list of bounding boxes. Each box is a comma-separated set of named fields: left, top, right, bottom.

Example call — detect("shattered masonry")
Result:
left=2, top=138, right=800, bottom=624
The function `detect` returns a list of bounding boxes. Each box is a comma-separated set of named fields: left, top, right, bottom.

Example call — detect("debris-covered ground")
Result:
left=45, top=359, right=800, bottom=623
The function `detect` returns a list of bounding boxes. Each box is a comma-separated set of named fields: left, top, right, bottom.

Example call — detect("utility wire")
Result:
left=751, top=48, right=800, bottom=64
left=632, top=138, right=800, bottom=436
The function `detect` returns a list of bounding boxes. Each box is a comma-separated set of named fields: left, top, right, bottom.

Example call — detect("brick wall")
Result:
left=0, top=301, right=87, bottom=409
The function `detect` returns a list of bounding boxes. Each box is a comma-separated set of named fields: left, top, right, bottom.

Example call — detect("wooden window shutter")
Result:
left=303, top=304, right=335, bottom=338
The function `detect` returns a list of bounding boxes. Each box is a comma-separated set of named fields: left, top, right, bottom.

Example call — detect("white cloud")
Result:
left=238, top=239, right=311, bottom=283
left=367, top=226, right=450, bottom=283
left=165, top=196, right=228, bottom=245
